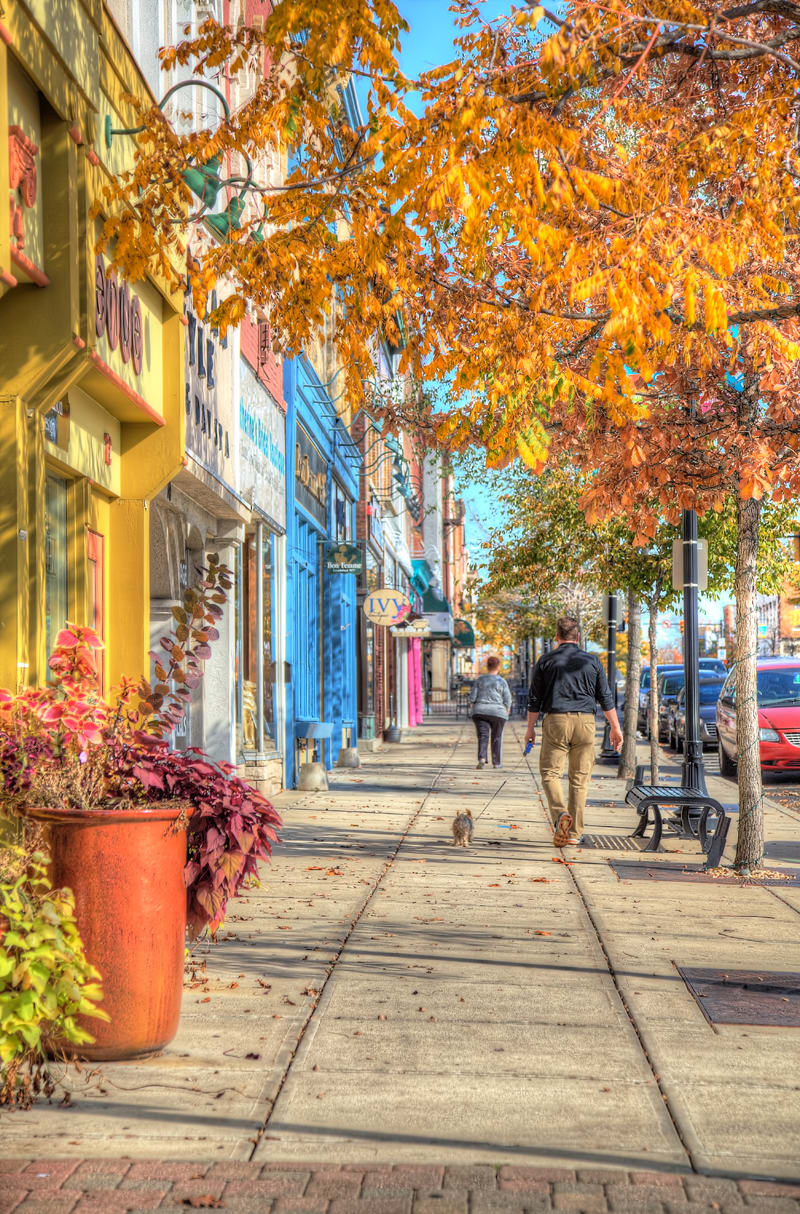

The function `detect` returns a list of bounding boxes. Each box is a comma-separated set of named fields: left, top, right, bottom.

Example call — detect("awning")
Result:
left=422, top=585, right=450, bottom=614
left=453, top=618, right=476, bottom=649
left=422, top=584, right=453, bottom=639
left=411, top=558, right=434, bottom=596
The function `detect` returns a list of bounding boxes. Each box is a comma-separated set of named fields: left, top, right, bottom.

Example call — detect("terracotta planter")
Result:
left=25, top=803, right=190, bottom=1061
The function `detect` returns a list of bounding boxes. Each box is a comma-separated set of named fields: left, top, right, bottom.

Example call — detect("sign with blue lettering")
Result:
left=240, top=357, right=286, bottom=528
left=362, top=589, right=412, bottom=626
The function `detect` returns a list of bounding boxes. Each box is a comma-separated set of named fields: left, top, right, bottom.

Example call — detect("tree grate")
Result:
left=679, top=967, right=800, bottom=1026
left=608, top=861, right=800, bottom=884
left=579, top=834, right=655, bottom=852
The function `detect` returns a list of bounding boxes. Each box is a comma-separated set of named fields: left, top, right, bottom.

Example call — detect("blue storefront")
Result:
left=284, top=355, right=360, bottom=785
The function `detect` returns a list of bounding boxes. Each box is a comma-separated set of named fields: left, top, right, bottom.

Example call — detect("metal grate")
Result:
left=580, top=834, right=654, bottom=852
left=705, top=723, right=718, bottom=739
left=679, top=967, right=800, bottom=1027
left=783, top=730, right=800, bottom=747
left=608, top=861, right=800, bottom=885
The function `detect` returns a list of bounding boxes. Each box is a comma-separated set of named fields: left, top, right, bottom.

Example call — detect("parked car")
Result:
left=649, top=671, right=685, bottom=741
left=716, top=660, right=800, bottom=776
left=669, top=677, right=725, bottom=751
left=638, top=664, right=683, bottom=732
left=637, top=659, right=727, bottom=732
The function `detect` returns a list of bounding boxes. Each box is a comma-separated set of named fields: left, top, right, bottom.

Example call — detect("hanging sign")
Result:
left=453, top=618, right=476, bottom=648
left=326, top=543, right=363, bottom=575
left=363, top=588, right=412, bottom=627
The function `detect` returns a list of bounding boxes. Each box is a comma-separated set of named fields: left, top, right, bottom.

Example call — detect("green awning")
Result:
left=422, top=585, right=451, bottom=615
left=453, top=618, right=475, bottom=648
left=411, top=558, right=434, bottom=596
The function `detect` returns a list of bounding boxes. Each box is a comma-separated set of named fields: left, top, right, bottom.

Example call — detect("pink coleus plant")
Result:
left=0, top=557, right=280, bottom=938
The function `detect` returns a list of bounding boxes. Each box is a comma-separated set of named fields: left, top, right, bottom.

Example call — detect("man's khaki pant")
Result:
left=539, top=712, right=596, bottom=835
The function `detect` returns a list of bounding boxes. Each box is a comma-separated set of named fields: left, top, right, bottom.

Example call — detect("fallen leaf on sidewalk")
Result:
left=278, top=925, right=292, bottom=930
left=534, top=931, right=551, bottom=936
left=182, top=1198, right=223, bottom=1209
left=551, top=857, right=573, bottom=866
left=326, top=868, right=344, bottom=876
left=529, top=878, right=550, bottom=883
left=306, top=865, right=324, bottom=870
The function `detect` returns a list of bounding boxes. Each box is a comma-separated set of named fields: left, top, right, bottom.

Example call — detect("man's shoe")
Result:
left=493, top=764, right=503, bottom=770
left=476, top=761, right=486, bottom=769
left=566, top=834, right=581, bottom=846
left=553, top=813, right=574, bottom=848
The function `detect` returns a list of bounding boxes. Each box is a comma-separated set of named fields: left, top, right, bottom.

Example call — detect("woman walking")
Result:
left=469, top=656, right=512, bottom=769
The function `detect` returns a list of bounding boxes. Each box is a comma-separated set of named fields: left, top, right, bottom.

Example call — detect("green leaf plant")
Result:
left=0, top=832, right=107, bottom=1108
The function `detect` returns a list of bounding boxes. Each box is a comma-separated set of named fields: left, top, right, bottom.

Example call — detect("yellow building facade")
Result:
left=0, top=0, right=184, bottom=691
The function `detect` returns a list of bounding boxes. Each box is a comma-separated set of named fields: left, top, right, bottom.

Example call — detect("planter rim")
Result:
left=23, top=801, right=192, bottom=827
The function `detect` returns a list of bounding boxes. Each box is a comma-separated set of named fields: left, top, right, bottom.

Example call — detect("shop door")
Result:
left=294, top=517, right=321, bottom=722
left=87, top=530, right=105, bottom=693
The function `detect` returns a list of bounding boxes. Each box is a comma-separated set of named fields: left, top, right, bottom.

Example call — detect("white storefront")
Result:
left=150, top=291, right=248, bottom=764
left=237, top=354, right=287, bottom=792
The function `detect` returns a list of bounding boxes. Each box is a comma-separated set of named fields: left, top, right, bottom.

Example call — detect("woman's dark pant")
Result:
left=473, top=713, right=505, bottom=766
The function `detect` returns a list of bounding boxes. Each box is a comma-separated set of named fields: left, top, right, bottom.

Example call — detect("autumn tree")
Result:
left=483, top=465, right=800, bottom=782
left=97, top=2, right=800, bottom=867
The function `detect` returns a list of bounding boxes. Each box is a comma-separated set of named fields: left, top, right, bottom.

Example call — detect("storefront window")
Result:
left=238, top=524, right=277, bottom=753
left=45, top=473, right=68, bottom=662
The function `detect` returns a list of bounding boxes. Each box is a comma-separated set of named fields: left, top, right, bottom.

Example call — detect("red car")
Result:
left=716, top=659, right=800, bottom=776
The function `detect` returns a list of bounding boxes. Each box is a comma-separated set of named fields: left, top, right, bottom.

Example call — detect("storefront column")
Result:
left=108, top=499, right=150, bottom=685
left=205, top=535, right=239, bottom=765
left=397, top=636, right=409, bottom=729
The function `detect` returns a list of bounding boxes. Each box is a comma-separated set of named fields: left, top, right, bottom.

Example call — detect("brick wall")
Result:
left=241, top=317, right=285, bottom=411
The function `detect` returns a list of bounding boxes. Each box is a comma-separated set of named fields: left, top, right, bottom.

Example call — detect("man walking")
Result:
left=524, top=617, right=623, bottom=847
left=469, top=655, right=512, bottom=769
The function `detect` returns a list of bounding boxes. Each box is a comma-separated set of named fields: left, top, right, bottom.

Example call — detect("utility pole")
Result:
left=681, top=510, right=707, bottom=793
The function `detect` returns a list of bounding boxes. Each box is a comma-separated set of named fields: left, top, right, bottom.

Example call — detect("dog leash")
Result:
left=472, top=740, right=534, bottom=825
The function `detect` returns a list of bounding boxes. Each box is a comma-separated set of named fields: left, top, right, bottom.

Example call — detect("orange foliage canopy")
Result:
left=95, top=1, right=800, bottom=536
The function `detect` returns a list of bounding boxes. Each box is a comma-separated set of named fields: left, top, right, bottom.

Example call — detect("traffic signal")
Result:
left=679, top=620, right=685, bottom=634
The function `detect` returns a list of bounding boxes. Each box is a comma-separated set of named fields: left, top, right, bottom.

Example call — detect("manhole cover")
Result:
left=581, top=834, right=654, bottom=852
left=608, top=861, right=800, bottom=885
left=679, top=967, right=800, bottom=1026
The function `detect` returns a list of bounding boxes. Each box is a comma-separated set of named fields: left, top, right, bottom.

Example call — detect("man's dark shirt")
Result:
left=527, top=643, right=614, bottom=716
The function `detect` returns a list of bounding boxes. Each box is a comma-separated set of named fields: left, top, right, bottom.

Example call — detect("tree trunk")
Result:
left=648, top=602, right=659, bottom=783
left=733, top=493, right=764, bottom=872
left=618, top=591, right=642, bottom=779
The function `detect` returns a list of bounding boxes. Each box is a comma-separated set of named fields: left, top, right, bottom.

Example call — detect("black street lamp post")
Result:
left=600, top=593, right=618, bottom=759
left=681, top=509, right=708, bottom=793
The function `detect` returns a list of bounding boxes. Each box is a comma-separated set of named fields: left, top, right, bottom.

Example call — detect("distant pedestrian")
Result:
left=469, top=656, right=512, bottom=769
left=524, top=617, right=622, bottom=847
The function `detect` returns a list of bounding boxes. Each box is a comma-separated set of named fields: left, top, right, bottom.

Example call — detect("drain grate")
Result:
left=581, top=834, right=654, bottom=852
left=608, top=861, right=800, bottom=885
left=679, top=967, right=800, bottom=1026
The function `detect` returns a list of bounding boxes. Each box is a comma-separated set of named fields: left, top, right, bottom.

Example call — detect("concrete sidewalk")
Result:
left=2, top=716, right=800, bottom=1204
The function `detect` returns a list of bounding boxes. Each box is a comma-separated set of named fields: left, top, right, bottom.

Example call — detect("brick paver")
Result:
left=3, top=1164, right=800, bottom=1213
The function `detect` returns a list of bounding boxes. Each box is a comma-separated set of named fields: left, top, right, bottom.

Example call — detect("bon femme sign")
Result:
left=95, top=254, right=143, bottom=375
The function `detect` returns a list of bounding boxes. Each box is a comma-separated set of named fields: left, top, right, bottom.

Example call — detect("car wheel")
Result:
left=718, top=740, right=737, bottom=778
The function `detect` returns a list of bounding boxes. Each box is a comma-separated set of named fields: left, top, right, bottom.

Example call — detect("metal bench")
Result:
left=626, top=769, right=731, bottom=868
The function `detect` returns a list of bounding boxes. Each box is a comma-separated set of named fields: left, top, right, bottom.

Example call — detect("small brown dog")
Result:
left=452, top=809, right=474, bottom=847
